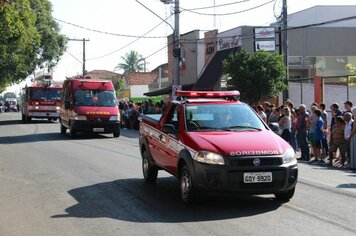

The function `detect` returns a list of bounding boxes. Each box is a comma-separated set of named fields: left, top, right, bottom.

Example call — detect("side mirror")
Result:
left=162, top=124, right=177, bottom=134
left=64, top=100, right=71, bottom=109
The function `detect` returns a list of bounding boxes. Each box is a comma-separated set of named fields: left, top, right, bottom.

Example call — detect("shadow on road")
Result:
left=337, top=183, right=356, bottom=189
left=0, top=132, right=69, bottom=144
left=52, top=177, right=282, bottom=223
left=0, top=131, right=113, bottom=144
left=0, top=119, right=56, bottom=126
left=119, top=128, right=139, bottom=138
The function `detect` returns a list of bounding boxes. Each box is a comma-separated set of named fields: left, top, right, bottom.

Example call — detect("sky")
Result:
left=5, top=0, right=356, bottom=94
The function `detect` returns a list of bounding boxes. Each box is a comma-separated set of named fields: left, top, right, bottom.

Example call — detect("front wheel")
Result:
left=274, top=187, right=295, bottom=201
left=60, top=123, right=66, bottom=134
left=113, top=128, right=120, bottom=138
left=179, top=165, right=200, bottom=204
left=69, top=122, right=76, bottom=138
left=142, top=150, right=158, bottom=183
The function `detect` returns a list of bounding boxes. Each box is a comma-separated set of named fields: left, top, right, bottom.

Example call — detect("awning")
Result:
left=144, top=46, right=240, bottom=96
left=144, top=83, right=195, bottom=96
left=193, top=47, right=240, bottom=90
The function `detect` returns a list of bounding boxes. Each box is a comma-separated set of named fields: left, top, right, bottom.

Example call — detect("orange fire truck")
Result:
left=21, top=80, right=62, bottom=122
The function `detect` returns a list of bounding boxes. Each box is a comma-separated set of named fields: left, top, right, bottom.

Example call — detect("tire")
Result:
left=274, top=187, right=295, bottom=201
left=60, top=123, right=66, bottom=134
left=142, top=150, right=158, bottom=183
left=113, top=128, right=120, bottom=138
left=69, top=122, right=76, bottom=138
left=26, top=116, right=31, bottom=122
left=179, top=165, right=200, bottom=204
left=22, top=114, right=25, bottom=122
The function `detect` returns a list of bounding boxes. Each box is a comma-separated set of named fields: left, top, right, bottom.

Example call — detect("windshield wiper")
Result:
left=221, top=125, right=262, bottom=131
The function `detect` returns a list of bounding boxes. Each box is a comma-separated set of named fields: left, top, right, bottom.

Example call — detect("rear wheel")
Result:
left=142, top=150, right=158, bottom=183
left=22, top=114, right=25, bottom=121
left=179, top=165, right=200, bottom=204
left=274, top=187, right=295, bottom=201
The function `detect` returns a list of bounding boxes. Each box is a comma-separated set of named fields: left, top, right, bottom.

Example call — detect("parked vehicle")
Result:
left=21, top=80, right=62, bottom=122
left=139, top=91, right=298, bottom=204
left=59, top=76, right=121, bottom=138
left=5, top=98, right=18, bottom=112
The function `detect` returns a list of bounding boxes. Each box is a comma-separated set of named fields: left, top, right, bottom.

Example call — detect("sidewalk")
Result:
left=295, top=151, right=356, bottom=196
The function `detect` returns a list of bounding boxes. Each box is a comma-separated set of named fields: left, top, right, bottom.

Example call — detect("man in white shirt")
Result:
left=344, top=112, right=354, bottom=165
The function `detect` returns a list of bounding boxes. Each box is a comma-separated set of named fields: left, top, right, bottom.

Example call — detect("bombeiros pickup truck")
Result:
left=139, top=91, right=298, bottom=204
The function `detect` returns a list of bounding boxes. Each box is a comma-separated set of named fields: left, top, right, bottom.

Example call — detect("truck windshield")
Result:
left=30, top=88, right=61, bottom=100
left=74, top=90, right=117, bottom=107
left=185, top=104, right=266, bottom=132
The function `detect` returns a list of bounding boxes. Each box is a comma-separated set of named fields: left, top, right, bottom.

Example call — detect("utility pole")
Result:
left=173, top=0, right=180, bottom=88
left=160, top=0, right=180, bottom=97
left=282, top=0, right=288, bottom=101
left=67, top=38, right=89, bottom=77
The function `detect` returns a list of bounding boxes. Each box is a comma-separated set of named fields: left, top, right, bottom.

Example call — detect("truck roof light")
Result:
left=176, top=90, right=240, bottom=100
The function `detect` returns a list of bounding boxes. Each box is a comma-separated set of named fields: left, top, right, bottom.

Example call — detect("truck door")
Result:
left=161, top=104, right=181, bottom=174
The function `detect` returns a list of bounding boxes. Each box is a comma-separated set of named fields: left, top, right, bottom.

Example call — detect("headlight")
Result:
left=193, top=151, right=225, bottom=165
left=73, top=112, right=87, bottom=120
left=283, top=147, right=296, bottom=164
left=56, top=106, right=60, bottom=110
left=110, top=115, right=120, bottom=121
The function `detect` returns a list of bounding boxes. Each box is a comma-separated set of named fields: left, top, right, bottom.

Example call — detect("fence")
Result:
left=288, top=75, right=356, bottom=107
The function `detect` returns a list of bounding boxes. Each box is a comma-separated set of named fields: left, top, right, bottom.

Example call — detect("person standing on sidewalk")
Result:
left=350, top=107, right=356, bottom=169
left=308, top=105, right=318, bottom=159
left=328, top=116, right=346, bottom=166
left=278, top=107, right=292, bottom=145
left=330, top=103, right=343, bottom=144
left=319, top=103, right=329, bottom=156
left=313, top=109, right=326, bottom=163
left=296, top=105, right=310, bottom=160
left=343, top=112, right=354, bottom=167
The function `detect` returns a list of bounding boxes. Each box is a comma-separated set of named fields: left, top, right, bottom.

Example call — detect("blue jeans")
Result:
left=297, top=131, right=309, bottom=159
left=290, top=130, right=298, bottom=152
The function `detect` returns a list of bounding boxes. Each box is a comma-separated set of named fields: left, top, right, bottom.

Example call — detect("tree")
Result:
left=223, top=50, right=287, bottom=104
left=115, top=51, right=145, bottom=74
left=0, top=0, right=66, bottom=92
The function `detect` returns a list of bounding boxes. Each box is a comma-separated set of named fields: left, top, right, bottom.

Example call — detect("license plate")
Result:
left=243, top=172, right=272, bottom=183
left=93, top=128, right=104, bottom=132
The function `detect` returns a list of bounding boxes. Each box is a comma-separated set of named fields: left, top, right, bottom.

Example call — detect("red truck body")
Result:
left=59, top=77, right=120, bottom=138
left=139, top=91, right=298, bottom=203
left=21, top=80, right=62, bottom=122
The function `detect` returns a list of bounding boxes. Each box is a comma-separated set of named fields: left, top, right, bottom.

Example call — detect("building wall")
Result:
left=130, top=85, right=149, bottom=98
left=288, top=6, right=356, bottom=27
left=289, top=82, right=356, bottom=107
left=167, top=30, right=200, bottom=87
left=180, top=30, right=199, bottom=85
left=289, top=27, right=356, bottom=57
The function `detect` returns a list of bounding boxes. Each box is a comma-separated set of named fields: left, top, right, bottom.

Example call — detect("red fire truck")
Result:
left=21, top=80, right=62, bottom=122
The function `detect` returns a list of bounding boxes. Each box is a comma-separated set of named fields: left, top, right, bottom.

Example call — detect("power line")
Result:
left=87, top=14, right=173, bottom=60
left=181, top=0, right=275, bottom=16
left=65, top=50, right=82, bottom=65
left=183, top=0, right=250, bottom=11
left=54, top=17, right=168, bottom=39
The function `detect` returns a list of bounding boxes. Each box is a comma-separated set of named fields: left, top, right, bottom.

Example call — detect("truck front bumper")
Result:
left=192, top=158, right=298, bottom=194
left=71, top=120, right=120, bottom=133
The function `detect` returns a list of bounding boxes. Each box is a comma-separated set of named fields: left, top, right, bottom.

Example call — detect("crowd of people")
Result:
left=119, top=97, right=356, bottom=169
left=256, top=100, right=356, bottom=168
left=118, top=99, right=166, bottom=130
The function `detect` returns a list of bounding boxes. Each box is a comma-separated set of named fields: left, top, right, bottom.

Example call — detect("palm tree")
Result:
left=115, top=51, right=145, bottom=74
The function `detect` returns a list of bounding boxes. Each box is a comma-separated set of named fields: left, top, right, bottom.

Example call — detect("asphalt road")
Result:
left=0, top=112, right=355, bottom=236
